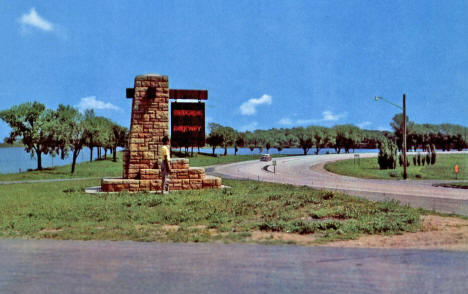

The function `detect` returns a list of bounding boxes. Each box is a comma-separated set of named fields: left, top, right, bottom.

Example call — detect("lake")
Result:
left=0, top=147, right=107, bottom=174
left=1, top=146, right=454, bottom=174
left=0, top=146, right=378, bottom=174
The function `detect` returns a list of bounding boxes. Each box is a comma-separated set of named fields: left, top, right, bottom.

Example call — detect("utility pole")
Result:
left=403, top=94, right=408, bottom=180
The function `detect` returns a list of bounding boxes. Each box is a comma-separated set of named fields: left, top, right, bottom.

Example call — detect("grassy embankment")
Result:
left=0, top=151, right=294, bottom=181
left=325, top=153, right=468, bottom=181
left=0, top=152, right=422, bottom=244
left=0, top=179, right=421, bottom=244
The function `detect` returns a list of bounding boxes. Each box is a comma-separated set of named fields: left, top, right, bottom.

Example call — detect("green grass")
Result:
left=0, top=178, right=422, bottom=244
left=0, top=151, right=296, bottom=182
left=325, top=153, right=468, bottom=180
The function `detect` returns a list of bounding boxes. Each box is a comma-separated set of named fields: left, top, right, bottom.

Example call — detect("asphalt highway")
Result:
left=1, top=239, right=468, bottom=294
left=208, top=152, right=468, bottom=215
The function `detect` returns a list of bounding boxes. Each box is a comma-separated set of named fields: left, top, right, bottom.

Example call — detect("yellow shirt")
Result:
left=161, top=145, right=171, bottom=161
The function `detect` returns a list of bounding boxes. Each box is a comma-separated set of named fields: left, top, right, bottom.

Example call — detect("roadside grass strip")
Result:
left=325, top=153, right=468, bottom=181
left=0, top=179, right=421, bottom=244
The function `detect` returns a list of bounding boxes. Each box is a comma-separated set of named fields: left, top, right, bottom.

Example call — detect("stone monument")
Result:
left=101, top=74, right=222, bottom=192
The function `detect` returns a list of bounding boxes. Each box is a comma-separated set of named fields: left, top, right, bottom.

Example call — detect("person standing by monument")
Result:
left=161, top=136, right=171, bottom=194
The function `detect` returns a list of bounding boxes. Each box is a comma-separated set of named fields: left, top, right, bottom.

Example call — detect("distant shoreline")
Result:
left=0, top=143, right=24, bottom=148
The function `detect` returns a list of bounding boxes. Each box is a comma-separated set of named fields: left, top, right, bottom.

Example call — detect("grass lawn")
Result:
left=325, top=153, right=468, bottom=181
left=0, top=178, right=422, bottom=244
left=0, top=151, right=295, bottom=182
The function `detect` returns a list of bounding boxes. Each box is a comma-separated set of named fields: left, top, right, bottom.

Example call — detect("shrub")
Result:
left=417, top=153, right=421, bottom=166
left=431, top=144, right=436, bottom=165
left=377, top=140, right=398, bottom=170
left=413, top=156, right=417, bottom=166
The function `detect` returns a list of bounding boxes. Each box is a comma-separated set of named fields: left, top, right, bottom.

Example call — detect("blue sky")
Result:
left=1, top=1, right=468, bottom=139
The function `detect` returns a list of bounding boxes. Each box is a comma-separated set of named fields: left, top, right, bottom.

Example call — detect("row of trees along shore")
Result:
left=206, top=114, right=468, bottom=156
left=1, top=102, right=467, bottom=173
left=0, top=102, right=127, bottom=173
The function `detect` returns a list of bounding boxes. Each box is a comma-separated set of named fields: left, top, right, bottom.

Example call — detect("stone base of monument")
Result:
left=101, top=158, right=222, bottom=192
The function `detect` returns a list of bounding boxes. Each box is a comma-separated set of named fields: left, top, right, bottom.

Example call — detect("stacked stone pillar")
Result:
left=101, top=73, right=222, bottom=193
left=125, top=74, right=169, bottom=179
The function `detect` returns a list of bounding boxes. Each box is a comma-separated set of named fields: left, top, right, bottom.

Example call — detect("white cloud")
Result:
left=322, top=110, right=346, bottom=121
left=288, top=110, right=347, bottom=126
left=239, top=121, right=259, bottom=132
left=357, top=121, right=372, bottom=129
left=19, top=8, right=54, bottom=32
left=76, top=96, right=121, bottom=112
left=240, top=94, right=272, bottom=115
left=278, top=118, right=293, bottom=125
left=296, top=118, right=318, bottom=125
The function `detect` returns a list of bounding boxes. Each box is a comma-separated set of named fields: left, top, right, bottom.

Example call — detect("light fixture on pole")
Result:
left=374, top=94, right=408, bottom=180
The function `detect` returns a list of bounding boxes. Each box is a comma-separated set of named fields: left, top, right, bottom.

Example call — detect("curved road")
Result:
left=209, top=153, right=468, bottom=216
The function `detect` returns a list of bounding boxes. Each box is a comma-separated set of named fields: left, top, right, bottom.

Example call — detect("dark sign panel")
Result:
left=170, top=89, right=208, bottom=100
left=171, top=102, right=205, bottom=147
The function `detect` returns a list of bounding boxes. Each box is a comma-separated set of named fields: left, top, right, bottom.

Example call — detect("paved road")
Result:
left=1, top=239, right=468, bottom=294
left=209, top=153, right=468, bottom=215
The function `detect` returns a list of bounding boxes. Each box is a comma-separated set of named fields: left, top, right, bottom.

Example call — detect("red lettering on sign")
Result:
left=173, top=110, right=203, bottom=116
left=173, top=126, right=202, bottom=132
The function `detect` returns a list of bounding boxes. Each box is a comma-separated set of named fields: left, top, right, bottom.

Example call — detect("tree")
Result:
left=333, top=125, right=362, bottom=153
left=390, top=113, right=415, bottom=151
left=292, top=127, right=313, bottom=155
left=221, top=126, right=236, bottom=156
left=0, top=102, right=55, bottom=170
left=83, top=110, right=99, bottom=162
left=52, top=105, right=87, bottom=174
left=234, top=135, right=245, bottom=156
left=111, top=124, right=128, bottom=162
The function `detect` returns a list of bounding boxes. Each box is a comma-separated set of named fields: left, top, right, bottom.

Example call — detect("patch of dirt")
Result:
left=322, top=215, right=468, bottom=251
left=250, top=231, right=316, bottom=245
left=161, top=224, right=180, bottom=232
left=40, top=228, right=63, bottom=233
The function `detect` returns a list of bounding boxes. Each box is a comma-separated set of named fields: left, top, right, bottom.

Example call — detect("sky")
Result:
left=1, top=1, right=468, bottom=139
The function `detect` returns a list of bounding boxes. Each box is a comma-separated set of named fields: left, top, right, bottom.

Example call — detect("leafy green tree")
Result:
left=390, top=113, right=415, bottom=151
left=0, top=102, right=55, bottom=170
left=333, top=125, right=362, bottom=153
left=83, top=110, right=99, bottom=162
left=53, top=105, right=87, bottom=174
left=234, top=134, right=245, bottom=156
left=221, top=126, right=236, bottom=156
left=292, top=127, right=313, bottom=155
left=111, top=124, right=128, bottom=162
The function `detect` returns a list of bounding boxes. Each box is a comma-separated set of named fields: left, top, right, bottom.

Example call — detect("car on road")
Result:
left=260, top=154, right=272, bottom=161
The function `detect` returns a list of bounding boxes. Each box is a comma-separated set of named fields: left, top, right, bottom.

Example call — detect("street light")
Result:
left=375, top=94, right=408, bottom=180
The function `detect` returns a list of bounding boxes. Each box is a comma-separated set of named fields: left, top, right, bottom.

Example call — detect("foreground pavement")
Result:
left=209, top=152, right=468, bottom=215
left=1, top=239, right=468, bottom=294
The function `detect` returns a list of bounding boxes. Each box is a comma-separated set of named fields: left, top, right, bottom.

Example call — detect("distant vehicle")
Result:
left=260, top=154, right=272, bottom=161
